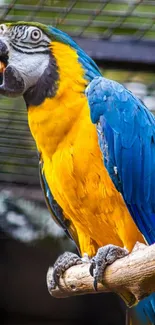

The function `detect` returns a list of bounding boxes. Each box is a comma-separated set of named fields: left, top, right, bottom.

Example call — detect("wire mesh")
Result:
left=0, top=69, right=155, bottom=185
left=0, top=0, right=155, bottom=185
left=1, top=0, right=155, bottom=40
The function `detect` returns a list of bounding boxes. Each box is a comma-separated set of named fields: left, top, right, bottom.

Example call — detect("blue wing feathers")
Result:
left=86, top=76, right=155, bottom=323
left=86, top=76, right=155, bottom=246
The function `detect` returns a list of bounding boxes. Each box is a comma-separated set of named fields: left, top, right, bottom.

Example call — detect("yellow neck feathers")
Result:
left=28, top=41, right=89, bottom=156
left=50, top=42, right=88, bottom=97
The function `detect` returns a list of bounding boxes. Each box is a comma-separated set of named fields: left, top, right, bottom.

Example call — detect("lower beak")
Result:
left=0, top=61, right=5, bottom=73
left=0, top=65, right=25, bottom=97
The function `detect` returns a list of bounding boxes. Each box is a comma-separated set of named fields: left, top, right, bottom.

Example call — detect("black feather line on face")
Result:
left=23, top=51, right=59, bottom=107
left=10, top=42, right=50, bottom=54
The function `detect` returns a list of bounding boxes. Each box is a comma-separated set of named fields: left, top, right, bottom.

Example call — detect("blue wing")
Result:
left=39, top=155, right=80, bottom=249
left=86, top=76, right=155, bottom=245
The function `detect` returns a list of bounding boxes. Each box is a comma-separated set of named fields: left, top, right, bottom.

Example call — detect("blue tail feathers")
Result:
left=130, top=293, right=155, bottom=325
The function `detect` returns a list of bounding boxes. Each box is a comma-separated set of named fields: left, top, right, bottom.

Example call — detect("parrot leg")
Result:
left=89, top=244, right=128, bottom=291
left=49, top=251, right=87, bottom=290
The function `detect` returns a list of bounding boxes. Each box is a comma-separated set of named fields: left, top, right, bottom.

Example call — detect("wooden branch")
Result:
left=46, top=242, right=155, bottom=307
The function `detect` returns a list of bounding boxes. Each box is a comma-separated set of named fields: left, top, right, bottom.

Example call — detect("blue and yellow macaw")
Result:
left=0, top=21, right=154, bottom=324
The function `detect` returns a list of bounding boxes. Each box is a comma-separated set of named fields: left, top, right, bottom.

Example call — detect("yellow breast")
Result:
left=28, top=41, right=145, bottom=257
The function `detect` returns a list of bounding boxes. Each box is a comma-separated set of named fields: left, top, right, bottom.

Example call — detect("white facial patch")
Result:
left=9, top=49, right=50, bottom=91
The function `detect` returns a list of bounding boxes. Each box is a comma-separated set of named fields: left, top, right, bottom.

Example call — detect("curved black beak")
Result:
left=0, top=39, right=25, bottom=97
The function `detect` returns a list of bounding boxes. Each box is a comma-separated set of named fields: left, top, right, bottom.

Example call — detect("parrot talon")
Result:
left=89, top=258, right=95, bottom=277
left=90, top=244, right=129, bottom=290
left=49, top=251, right=83, bottom=291
left=93, top=278, right=98, bottom=292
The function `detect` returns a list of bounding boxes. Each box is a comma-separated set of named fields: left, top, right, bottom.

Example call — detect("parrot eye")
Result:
left=30, top=29, right=42, bottom=41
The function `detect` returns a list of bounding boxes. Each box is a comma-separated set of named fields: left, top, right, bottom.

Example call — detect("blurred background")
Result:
left=1, top=0, right=155, bottom=324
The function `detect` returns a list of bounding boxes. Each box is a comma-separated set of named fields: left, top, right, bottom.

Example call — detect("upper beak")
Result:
left=0, top=39, right=25, bottom=97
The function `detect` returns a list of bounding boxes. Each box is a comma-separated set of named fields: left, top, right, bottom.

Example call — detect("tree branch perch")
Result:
left=47, top=242, right=155, bottom=307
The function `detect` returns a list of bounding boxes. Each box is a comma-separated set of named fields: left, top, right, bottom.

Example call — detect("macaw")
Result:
left=0, top=21, right=154, bottom=324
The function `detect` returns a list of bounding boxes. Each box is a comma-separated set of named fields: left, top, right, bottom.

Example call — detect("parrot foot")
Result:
left=49, top=251, right=84, bottom=290
left=89, top=244, right=128, bottom=291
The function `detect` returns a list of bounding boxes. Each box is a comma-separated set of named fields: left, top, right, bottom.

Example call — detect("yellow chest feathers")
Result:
left=28, top=42, right=144, bottom=256
left=28, top=93, right=144, bottom=253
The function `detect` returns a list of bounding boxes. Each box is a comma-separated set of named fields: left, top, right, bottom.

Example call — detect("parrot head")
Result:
left=0, top=22, right=59, bottom=103
left=0, top=21, right=100, bottom=105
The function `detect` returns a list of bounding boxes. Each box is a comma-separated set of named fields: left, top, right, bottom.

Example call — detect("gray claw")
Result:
left=90, top=244, right=128, bottom=291
left=93, top=278, right=98, bottom=292
left=89, top=258, right=95, bottom=277
left=50, top=251, right=83, bottom=290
